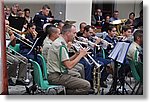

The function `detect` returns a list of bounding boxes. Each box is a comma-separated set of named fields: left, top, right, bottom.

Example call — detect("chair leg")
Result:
left=131, top=82, right=140, bottom=95
left=135, top=83, right=143, bottom=95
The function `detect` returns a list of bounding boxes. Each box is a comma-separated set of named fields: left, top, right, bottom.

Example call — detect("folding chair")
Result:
left=29, top=59, right=66, bottom=95
left=128, top=50, right=143, bottom=95
left=37, top=54, right=48, bottom=80
left=9, top=44, right=20, bottom=53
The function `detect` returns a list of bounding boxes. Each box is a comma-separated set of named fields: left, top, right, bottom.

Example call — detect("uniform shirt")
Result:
left=33, top=11, right=50, bottom=32
left=42, top=37, right=53, bottom=62
left=127, top=42, right=142, bottom=62
left=47, top=36, right=69, bottom=74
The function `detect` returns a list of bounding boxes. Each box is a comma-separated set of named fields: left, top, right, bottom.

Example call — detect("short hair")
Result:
left=42, top=4, right=50, bottom=10
left=114, top=10, right=119, bottom=13
left=46, top=26, right=58, bottom=37
left=122, top=25, right=131, bottom=32
left=107, top=25, right=115, bottom=33
left=133, top=30, right=143, bottom=41
left=61, top=23, right=73, bottom=34
left=58, top=21, right=64, bottom=27
left=79, top=22, right=86, bottom=29
left=27, top=23, right=35, bottom=29
left=129, top=12, right=135, bottom=17
left=24, top=8, right=30, bottom=13
left=104, top=14, right=110, bottom=18
left=84, top=25, right=91, bottom=32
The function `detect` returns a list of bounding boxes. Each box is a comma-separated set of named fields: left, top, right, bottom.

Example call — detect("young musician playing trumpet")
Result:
left=77, top=25, right=112, bottom=88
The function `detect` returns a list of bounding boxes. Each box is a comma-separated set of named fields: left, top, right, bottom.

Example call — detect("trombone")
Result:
left=7, top=26, right=33, bottom=47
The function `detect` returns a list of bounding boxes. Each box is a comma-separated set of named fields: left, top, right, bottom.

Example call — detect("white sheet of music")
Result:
left=116, top=42, right=130, bottom=63
left=108, top=42, right=130, bottom=63
left=108, top=42, right=122, bottom=60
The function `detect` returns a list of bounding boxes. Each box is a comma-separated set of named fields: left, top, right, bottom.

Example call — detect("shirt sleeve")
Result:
left=61, top=47, right=69, bottom=62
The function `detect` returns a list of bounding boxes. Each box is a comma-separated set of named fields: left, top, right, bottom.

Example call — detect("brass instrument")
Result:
left=7, top=26, right=34, bottom=46
left=91, top=36, right=114, bottom=49
left=110, top=19, right=127, bottom=36
left=6, top=26, right=35, bottom=83
left=6, top=45, right=30, bottom=83
left=73, top=39, right=102, bottom=94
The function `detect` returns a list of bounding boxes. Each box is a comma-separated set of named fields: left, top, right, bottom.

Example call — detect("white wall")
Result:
left=115, top=0, right=142, bottom=19
left=65, top=0, right=92, bottom=31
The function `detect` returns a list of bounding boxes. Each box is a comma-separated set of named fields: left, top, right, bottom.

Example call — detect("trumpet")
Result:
left=75, top=36, right=101, bottom=49
left=91, top=36, right=114, bottom=49
left=73, top=39, right=102, bottom=94
left=73, top=39, right=101, bottom=68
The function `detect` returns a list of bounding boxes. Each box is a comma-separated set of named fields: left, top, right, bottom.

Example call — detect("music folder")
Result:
left=108, top=42, right=130, bottom=64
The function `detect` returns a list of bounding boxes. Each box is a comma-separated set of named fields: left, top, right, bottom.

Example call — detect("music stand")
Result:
left=26, top=37, right=40, bottom=94
left=106, top=42, right=130, bottom=95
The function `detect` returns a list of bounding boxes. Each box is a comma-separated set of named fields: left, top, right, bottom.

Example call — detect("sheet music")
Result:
left=27, top=38, right=39, bottom=55
left=108, top=42, right=130, bottom=63
left=108, top=42, right=122, bottom=60
left=116, top=42, right=130, bottom=63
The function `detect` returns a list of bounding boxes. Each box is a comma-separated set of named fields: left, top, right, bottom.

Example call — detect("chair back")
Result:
left=37, top=54, right=48, bottom=80
left=128, top=59, right=141, bottom=82
left=29, top=59, right=66, bottom=94
left=29, top=59, right=49, bottom=89
left=9, top=44, right=20, bottom=53
left=128, top=50, right=143, bottom=83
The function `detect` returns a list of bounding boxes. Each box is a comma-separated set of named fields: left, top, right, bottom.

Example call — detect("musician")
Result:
left=33, top=5, right=54, bottom=46
left=104, top=25, right=117, bottom=57
left=47, top=23, right=90, bottom=95
left=43, top=25, right=84, bottom=78
left=19, top=23, right=42, bottom=69
left=42, top=25, right=60, bottom=62
left=117, top=25, right=133, bottom=85
left=5, top=19, right=28, bottom=86
left=121, top=25, right=133, bottom=43
left=127, top=30, right=143, bottom=62
left=78, top=25, right=112, bottom=88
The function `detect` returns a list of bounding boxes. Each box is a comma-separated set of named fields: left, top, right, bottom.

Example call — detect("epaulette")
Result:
left=35, top=12, right=39, bottom=15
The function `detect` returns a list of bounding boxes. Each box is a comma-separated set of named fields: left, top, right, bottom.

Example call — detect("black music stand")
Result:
left=106, top=42, right=130, bottom=95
